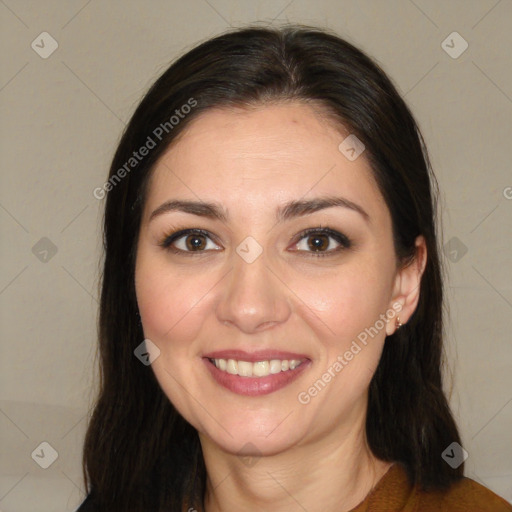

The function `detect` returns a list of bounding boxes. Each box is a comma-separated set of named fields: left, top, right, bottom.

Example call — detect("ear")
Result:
left=385, top=235, right=428, bottom=336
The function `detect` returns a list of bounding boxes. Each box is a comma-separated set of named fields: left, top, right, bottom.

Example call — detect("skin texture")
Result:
left=135, top=102, right=427, bottom=511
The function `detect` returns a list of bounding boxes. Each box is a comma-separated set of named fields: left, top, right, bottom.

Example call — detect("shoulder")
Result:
left=415, top=476, right=512, bottom=511
left=361, top=462, right=512, bottom=512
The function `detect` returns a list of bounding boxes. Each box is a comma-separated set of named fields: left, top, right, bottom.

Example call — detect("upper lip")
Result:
left=203, top=349, right=310, bottom=362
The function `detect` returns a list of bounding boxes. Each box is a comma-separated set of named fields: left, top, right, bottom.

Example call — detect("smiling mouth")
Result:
left=204, top=355, right=310, bottom=396
left=208, top=357, right=305, bottom=377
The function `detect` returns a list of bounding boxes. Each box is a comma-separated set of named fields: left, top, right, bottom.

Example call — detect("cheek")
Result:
left=134, top=257, right=220, bottom=424
left=293, top=259, right=392, bottom=346
left=296, top=266, right=392, bottom=407
left=135, top=257, right=217, bottom=351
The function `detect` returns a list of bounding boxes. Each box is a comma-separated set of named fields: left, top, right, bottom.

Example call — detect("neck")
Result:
left=200, top=419, right=393, bottom=512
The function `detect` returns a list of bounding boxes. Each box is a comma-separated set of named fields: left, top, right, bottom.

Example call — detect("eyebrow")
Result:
left=148, top=196, right=370, bottom=224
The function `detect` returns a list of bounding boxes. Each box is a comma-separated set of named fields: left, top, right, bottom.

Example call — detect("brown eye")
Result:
left=307, top=234, right=330, bottom=252
left=291, top=228, right=352, bottom=256
left=185, top=234, right=207, bottom=251
left=160, top=229, right=221, bottom=254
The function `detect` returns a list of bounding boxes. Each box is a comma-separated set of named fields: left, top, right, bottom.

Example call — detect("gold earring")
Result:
left=396, top=317, right=403, bottom=330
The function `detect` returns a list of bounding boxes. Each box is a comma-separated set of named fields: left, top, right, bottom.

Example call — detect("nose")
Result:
left=215, top=250, right=292, bottom=334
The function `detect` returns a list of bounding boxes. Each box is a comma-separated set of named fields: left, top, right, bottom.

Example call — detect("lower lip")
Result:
left=203, top=358, right=311, bottom=396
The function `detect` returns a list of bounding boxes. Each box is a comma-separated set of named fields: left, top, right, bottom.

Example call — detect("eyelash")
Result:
left=158, top=227, right=352, bottom=258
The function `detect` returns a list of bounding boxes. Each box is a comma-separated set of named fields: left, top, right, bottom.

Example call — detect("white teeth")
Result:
left=211, top=358, right=303, bottom=377
left=226, top=359, right=238, bottom=375
left=237, top=360, right=253, bottom=377
left=253, top=361, right=269, bottom=377
left=270, top=359, right=282, bottom=374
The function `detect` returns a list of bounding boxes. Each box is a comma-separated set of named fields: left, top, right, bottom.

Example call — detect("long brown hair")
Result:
left=82, top=24, right=463, bottom=511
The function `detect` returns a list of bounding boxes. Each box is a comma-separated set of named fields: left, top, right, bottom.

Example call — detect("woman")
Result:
left=77, top=25, right=511, bottom=511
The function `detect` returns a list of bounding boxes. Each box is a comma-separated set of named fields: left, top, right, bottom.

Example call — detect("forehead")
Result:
left=143, top=102, right=388, bottom=225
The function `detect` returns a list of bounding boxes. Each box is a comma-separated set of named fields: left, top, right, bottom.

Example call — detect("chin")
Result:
left=200, top=425, right=305, bottom=459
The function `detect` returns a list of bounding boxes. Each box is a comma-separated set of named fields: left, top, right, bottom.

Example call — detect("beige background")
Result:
left=1, top=1, right=511, bottom=510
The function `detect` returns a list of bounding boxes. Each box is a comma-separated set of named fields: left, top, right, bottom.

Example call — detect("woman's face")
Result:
left=135, top=102, right=413, bottom=457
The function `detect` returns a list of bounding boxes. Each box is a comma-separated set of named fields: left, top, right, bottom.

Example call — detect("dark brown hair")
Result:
left=81, top=24, right=463, bottom=511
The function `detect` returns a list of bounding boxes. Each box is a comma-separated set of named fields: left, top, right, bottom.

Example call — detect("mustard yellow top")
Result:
left=350, top=462, right=512, bottom=511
